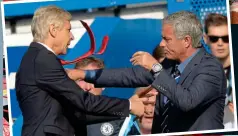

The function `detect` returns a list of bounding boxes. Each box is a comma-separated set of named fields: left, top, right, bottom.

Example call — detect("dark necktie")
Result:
left=161, top=65, right=181, bottom=133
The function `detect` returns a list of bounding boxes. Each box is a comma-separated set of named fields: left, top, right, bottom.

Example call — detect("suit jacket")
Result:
left=85, top=47, right=226, bottom=133
left=15, top=42, right=130, bottom=136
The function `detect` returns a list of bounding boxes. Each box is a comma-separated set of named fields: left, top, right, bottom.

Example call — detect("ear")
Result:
left=203, top=33, right=208, bottom=44
left=183, top=35, right=192, bottom=48
left=49, top=24, right=57, bottom=38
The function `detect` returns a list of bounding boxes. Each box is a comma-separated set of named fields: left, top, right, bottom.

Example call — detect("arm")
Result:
left=152, top=59, right=225, bottom=112
left=35, top=52, right=130, bottom=117
left=84, top=66, right=154, bottom=88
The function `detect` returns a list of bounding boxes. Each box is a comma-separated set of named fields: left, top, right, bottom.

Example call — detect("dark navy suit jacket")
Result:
left=16, top=42, right=130, bottom=136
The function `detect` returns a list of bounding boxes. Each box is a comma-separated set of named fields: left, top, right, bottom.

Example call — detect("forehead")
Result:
left=207, top=25, right=228, bottom=35
left=162, top=23, right=174, bottom=36
left=63, top=20, right=71, bottom=28
left=80, top=63, right=100, bottom=70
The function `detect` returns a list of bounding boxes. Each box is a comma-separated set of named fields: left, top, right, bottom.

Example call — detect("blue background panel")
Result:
left=4, top=0, right=163, bottom=17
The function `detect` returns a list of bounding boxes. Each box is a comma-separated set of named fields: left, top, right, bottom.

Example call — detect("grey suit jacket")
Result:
left=85, top=47, right=226, bottom=133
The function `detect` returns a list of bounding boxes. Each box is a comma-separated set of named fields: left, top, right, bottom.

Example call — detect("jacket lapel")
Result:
left=178, top=48, right=206, bottom=84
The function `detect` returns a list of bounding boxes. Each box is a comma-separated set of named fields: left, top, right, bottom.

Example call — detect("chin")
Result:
left=62, top=50, right=67, bottom=55
left=141, top=124, right=152, bottom=132
left=216, top=54, right=229, bottom=60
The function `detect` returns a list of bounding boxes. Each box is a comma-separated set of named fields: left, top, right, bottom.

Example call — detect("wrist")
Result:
left=151, top=63, right=163, bottom=74
left=85, top=69, right=103, bottom=82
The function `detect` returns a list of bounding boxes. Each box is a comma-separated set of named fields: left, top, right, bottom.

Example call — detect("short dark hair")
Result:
left=75, top=57, right=105, bottom=69
left=204, top=13, right=227, bottom=34
left=152, top=45, right=165, bottom=61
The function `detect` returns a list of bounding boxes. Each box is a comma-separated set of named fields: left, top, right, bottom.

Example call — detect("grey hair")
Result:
left=31, top=5, right=72, bottom=42
left=163, top=11, right=203, bottom=48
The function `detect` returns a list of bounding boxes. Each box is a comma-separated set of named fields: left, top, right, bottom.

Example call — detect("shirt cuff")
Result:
left=129, top=100, right=131, bottom=111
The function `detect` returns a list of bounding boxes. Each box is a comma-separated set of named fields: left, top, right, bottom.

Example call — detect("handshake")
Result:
left=129, top=86, right=157, bottom=117
left=66, top=69, right=158, bottom=118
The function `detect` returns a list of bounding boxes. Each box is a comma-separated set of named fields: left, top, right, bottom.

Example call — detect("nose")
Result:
left=160, top=40, right=166, bottom=48
left=70, top=32, right=74, bottom=40
left=145, top=104, right=154, bottom=115
left=217, top=38, right=223, bottom=46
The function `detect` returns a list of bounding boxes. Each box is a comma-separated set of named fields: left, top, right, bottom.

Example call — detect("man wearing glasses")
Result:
left=203, top=13, right=234, bottom=129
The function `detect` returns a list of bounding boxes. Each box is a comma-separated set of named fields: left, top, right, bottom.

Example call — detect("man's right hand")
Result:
left=129, top=94, right=145, bottom=117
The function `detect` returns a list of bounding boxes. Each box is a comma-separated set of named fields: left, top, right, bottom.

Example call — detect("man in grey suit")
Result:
left=68, top=11, right=226, bottom=133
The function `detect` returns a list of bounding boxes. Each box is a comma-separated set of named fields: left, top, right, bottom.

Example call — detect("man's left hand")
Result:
left=130, top=51, right=158, bottom=70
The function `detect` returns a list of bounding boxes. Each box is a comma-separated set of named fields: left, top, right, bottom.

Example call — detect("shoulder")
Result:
left=199, top=52, right=224, bottom=73
left=35, top=49, right=60, bottom=68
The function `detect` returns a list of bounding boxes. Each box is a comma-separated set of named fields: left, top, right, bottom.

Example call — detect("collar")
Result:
left=37, top=42, right=56, bottom=55
left=177, top=49, right=200, bottom=73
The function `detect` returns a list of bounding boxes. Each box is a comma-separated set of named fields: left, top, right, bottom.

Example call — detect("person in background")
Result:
left=135, top=87, right=157, bottom=135
left=203, top=13, right=234, bottom=129
left=152, top=44, right=165, bottom=63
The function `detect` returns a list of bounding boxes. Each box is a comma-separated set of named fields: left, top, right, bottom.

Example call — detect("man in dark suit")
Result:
left=68, top=11, right=227, bottom=133
left=15, top=6, right=145, bottom=136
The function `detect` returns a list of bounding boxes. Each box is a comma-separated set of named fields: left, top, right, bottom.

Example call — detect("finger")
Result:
left=140, top=97, right=148, bottom=102
left=132, top=51, right=144, bottom=58
left=136, top=86, right=154, bottom=97
left=131, top=59, right=138, bottom=65
left=130, top=55, right=141, bottom=62
left=150, top=91, right=158, bottom=96
left=131, top=59, right=139, bottom=66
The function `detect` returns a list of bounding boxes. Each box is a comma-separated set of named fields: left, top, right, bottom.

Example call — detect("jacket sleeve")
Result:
left=85, top=66, right=154, bottom=88
left=35, top=51, right=130, bottom=117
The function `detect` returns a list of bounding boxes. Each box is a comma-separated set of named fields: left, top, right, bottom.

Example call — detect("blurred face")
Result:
left=139, top=89, right=157, bottom=134
left=76, top=64, right=105, bottom=95
left=204, top=25, right=229, bottom=60
left=54, top=20, right=74, bottom=55
left=160, top=24, right=185, bottom=61
left=3, top=77, right=6, bottom=90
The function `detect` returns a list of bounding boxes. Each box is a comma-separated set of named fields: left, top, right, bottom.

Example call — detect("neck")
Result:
left=178, top=48, right=198, bottom=63
left=41, top=39, right=59, bottom=55
left=220, top=55, right=230, bottom=68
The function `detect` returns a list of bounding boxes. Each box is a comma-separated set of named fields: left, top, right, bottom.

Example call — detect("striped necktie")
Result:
left=161, top=65, right=181, bottom=133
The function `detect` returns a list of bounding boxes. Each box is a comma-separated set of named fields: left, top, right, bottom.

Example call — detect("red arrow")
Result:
left=60, top=20, right=109, bottom=65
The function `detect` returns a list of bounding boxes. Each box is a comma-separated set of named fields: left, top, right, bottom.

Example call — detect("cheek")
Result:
left=209, top=44, right=218, bottom=50
left=225, top=44, right=230, bottom=50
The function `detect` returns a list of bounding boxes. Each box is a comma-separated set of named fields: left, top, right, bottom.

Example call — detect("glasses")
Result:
left=208, top=35, right=229, bottom=43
